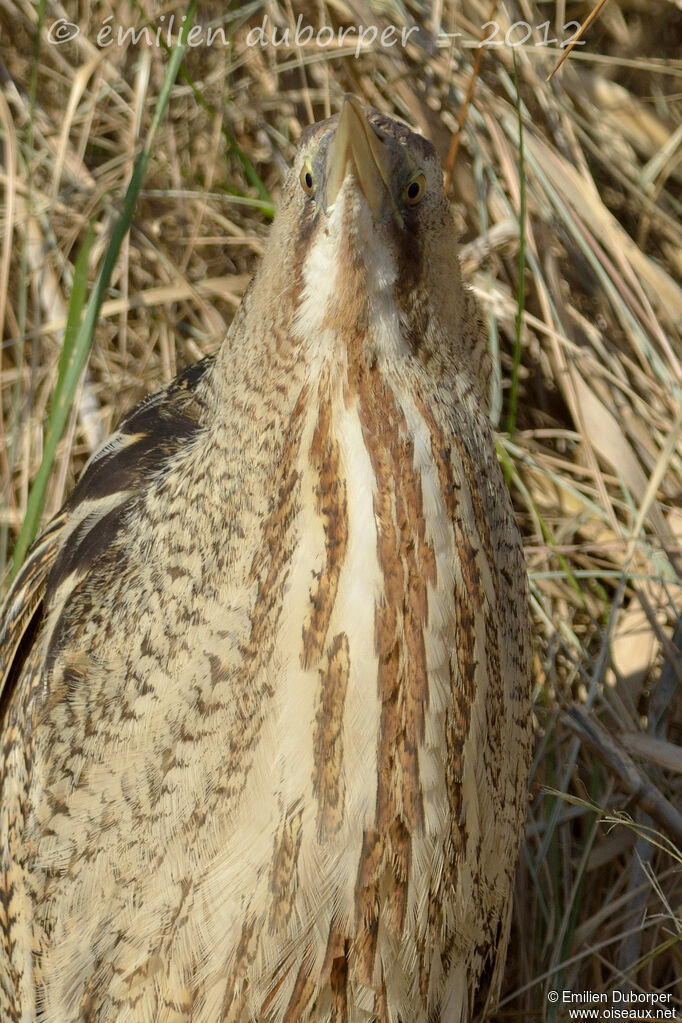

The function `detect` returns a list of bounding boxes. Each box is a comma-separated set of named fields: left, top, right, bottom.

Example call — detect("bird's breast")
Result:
left=159, top=351, right=518, bottom=1021
left=252, top=360, right=461, bottom=967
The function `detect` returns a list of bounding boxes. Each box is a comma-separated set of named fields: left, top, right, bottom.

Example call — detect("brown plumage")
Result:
left=0, top=97, right=532, bottom=1022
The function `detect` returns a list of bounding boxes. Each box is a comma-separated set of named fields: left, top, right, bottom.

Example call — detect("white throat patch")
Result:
left=293, top=184, right=407, bottom=364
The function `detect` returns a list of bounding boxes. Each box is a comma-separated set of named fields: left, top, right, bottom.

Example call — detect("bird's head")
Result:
left=257, top=96, right=473, bottom=375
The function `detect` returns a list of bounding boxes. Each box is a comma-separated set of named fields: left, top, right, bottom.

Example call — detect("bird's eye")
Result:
left=300, top=162, right=315, bottom=195
left=404, top=172, right=426, bottom=206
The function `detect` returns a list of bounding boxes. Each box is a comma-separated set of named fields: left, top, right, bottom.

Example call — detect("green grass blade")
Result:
left=11, top=0, right=197, bottom=576
left=11, top=224, right=96, bottom=575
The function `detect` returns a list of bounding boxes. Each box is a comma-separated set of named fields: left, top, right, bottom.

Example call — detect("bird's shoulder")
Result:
left=0, top=353, right=216, bottom=713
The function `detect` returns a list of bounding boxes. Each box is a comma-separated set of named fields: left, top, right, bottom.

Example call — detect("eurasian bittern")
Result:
left=0, top=96, right=532, bottom=1022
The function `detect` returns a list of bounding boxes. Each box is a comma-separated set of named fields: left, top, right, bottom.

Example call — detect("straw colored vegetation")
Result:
left=1, top=0, right=680, bottom=1018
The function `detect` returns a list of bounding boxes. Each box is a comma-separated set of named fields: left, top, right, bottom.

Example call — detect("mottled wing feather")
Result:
left=0, top=355, right=215, bottom=715
left=65, top=355, right=215, bottom=507
left=45, top=356, right=214, bottom=612
left=0, top=514, right=66, bottom=711
left=0, top=354, right=216, bottom=1019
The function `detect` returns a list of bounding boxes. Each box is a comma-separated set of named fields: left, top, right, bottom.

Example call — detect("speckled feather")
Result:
left=0, top=100, right=532, bottom=1022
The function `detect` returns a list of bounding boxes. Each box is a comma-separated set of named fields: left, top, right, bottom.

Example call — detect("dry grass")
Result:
left=1, top=0, right=681, bottom=1018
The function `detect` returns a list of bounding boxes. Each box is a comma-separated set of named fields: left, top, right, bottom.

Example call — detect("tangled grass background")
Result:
left=1, top=1, right=680, bottom=1017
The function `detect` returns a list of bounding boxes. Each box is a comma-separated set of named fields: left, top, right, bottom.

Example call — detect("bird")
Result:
left=0, top=96, right=532, bottom=1023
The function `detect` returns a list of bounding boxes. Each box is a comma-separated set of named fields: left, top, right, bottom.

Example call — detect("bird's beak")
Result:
left=325, top=95, right=402, bottom=226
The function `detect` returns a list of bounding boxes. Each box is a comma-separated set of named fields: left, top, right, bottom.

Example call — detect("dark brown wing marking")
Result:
left=0, top=354, right=214, bottom=723
left=0, top=513, right=66, bottom=712
left=64, top=356, right=213, bottom=509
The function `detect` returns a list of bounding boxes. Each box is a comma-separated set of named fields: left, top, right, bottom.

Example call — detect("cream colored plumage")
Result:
left=0, top=97, right=532, bottom=1022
